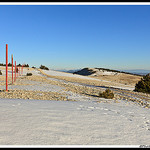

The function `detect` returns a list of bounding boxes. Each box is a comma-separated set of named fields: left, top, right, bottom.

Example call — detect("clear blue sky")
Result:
left=0, top=4, right=150, bottom=70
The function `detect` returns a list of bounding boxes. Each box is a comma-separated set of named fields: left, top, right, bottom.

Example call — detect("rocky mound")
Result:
left=73, top=68, right=119, bottom=76
left=73, top=68, right=97, bottom=76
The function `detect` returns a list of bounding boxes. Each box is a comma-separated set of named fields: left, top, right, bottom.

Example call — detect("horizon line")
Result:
left=0, top=2, right=150, bottom=5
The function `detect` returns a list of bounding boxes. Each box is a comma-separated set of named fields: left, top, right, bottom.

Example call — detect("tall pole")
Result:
left=12, top=54, right=13, bottom=84
left=17, top=67, right=18, bottom=77
left=6, top=44, right=8, bottom=91
left=21, top=64, right=23, bottom=75
left=14, top=61, right=16, bottom=82
left=18, top=67, right=19, bottom=76
left=19, top=67, right=20, bottom=76
left=22, top=64, right=23, bottom=75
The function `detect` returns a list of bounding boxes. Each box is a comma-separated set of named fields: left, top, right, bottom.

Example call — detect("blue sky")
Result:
left=0, top=4, right=150, bottom=70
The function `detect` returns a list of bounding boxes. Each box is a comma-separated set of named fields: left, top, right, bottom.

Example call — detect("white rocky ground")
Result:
left=0, top=98, right=150, bottom=146
left=43, top=69, right=134, bottom=91
left=0, top=68, right=150, bottom=146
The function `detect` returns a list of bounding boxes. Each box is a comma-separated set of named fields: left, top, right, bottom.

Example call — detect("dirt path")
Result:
left=0, top=68, right=149, bottom=108
left=0, top=68, right=150, bottom=145
left=38, top=69, right=150, bottom=108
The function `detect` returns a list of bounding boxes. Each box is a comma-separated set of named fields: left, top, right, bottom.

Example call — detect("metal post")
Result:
left=22, top=64, right=23, bottom=75
left=17, top=66, right=18, bottom=77
left=12, top=54, right=13, bottom=84
left=21, top=64, right=23, bottom=75
left=6, top=44, right=8, bottom=91
left=19, top=67, right=20, bottom=76
left=14, top=61, right=16, bottom=82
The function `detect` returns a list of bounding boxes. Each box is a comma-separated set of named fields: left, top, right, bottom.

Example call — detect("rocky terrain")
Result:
left=0, top=66, right=150, bottom=145
left=0, top=66, right=149, bottom=108
left=74, top=67, right=142, bottom=86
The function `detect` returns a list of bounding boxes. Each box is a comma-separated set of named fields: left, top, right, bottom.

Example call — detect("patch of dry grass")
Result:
left=91, top=73, right=142, bottom=86
left=0, top=89, right=72, bottom=101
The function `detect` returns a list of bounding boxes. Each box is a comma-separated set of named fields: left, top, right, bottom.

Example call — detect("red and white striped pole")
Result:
left=11, top=54, right=13, bottom=84
left=6, top=44, right=8, bottom=91
left=14, top=61, right=16, bottom=82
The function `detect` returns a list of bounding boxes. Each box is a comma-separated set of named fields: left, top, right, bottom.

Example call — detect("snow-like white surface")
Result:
left=89, top=68, right=120, bottom=76
left=43, top=69, right=101, bottom=80
left=0, top=67, right=40, bottom=77
left=0, top=98, right=150, bottom=145
left=0, top=69, right=150, bottom=145
left=0, top=68, right=134, bottom=91
left=42, top=70, right=134, bottom=91
left=0, top=82, right=64, bottom=93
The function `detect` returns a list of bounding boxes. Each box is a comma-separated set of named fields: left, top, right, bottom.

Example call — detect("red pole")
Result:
left=21, top=65, right=23, bottom=75
left=14, top=61, right=16, bottom=82
left=6, top=44, right=8, bottom=91
left=12, top=54, right=13, bottom=84
left=17, top=67, right=19, bottom=77
left=22, top=64, right=23, bottom=75
left=18, top=67, right=19, bottom=77
left=19, top=67, right=20, bottom=76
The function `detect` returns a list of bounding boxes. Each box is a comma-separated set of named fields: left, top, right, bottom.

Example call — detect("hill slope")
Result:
left=73, top=68, right=120, bottom=76
left=73, top=67, right=142, bottom=86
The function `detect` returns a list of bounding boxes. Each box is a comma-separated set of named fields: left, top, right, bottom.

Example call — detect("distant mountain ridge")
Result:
left=120, top=69, right=150, bottom=76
